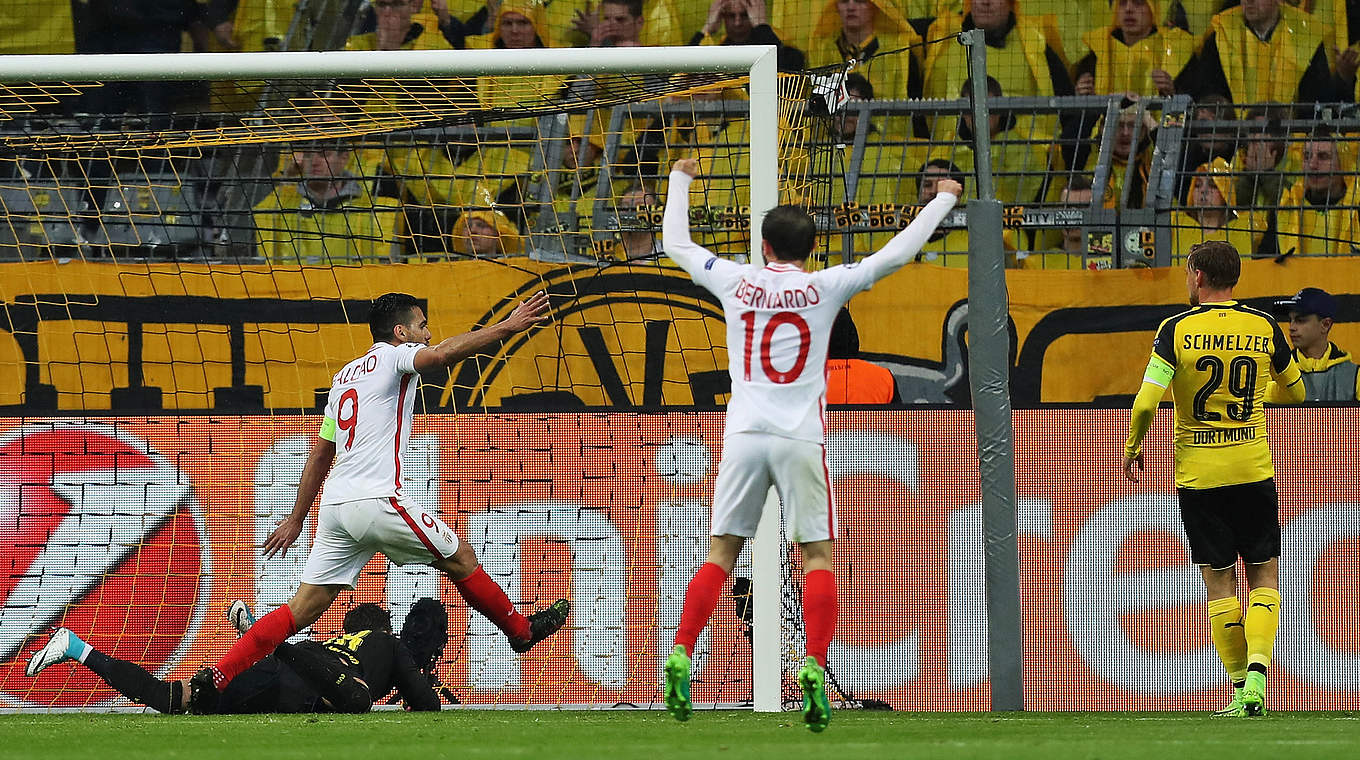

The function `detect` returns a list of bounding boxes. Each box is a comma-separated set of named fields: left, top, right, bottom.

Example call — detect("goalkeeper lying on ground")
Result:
left=24, top=599, right=446, bottom=714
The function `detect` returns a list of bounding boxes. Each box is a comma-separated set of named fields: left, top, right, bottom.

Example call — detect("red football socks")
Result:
left=675, top=562, right=729, bottom=656
left=212, top=604, right=297, bottom=689
left=803, top=569, right=837, bottom=668
left=454, top=565, right=531, bottom=641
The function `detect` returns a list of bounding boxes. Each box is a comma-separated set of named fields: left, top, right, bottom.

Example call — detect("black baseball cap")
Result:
left=1274, top=287, right=1336, bottom=319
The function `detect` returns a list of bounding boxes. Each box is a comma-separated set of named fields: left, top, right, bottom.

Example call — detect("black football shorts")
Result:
left=1177, top=478, right=1281, bottom=569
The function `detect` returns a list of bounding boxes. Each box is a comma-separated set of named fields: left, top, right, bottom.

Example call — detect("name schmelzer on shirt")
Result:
left=1181, top=333, right=1271, bottom=353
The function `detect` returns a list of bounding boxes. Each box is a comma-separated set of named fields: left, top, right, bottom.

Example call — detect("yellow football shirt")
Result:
left=1143, top=301, right=1302, bottom=489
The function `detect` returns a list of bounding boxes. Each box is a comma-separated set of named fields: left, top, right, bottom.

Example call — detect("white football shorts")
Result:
left=300, top=497, right=460, bottom=588
left=709, top=432, right=837, bottom=544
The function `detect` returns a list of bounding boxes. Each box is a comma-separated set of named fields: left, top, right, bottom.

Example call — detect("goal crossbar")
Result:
left=0, top=46, right=780, bottom=81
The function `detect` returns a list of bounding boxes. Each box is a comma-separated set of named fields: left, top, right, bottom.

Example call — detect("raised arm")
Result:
left=662, top=161, right=719, bottom=277
left=412, top=292, right=550, bottom=373
left=849, top=182, right=961, bottom=285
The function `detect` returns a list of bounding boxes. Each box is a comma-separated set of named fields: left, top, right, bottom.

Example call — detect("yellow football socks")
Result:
left=1245, top=587, right=1282, bottom=671
left=1207, top=595, right=1248, bottom=684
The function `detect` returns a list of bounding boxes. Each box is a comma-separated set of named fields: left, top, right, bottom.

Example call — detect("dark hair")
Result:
left=762, top=205, right=816, bottom=261
left=400, top=597, right=449, bottom=673
left=1187, top=241, right=1241, bottom=289
left=1066, top=174, right=1094, bottom=193
left=601, top=0, right=643, bottom=18
left=920, top=158, right=966, bottom=189
left=828, top=308, right=860, bottom=360
left=369, top=292, right=421, bottom=342
left=1307, top=124, right=1338, bottom=142
left=845, top=73, right=874, bottom=101
left=959, top=76, right=1003, bottom=99
left=343, top=602, right=393, bottom=634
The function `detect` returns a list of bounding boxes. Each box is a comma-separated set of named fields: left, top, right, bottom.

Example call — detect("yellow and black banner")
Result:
left=1, top=257, right=1354, bottom=410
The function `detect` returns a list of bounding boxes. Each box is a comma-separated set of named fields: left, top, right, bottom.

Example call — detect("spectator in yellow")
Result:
left=1178, top=0, right=1345, bottom=103
left=1171, top=158, right=1261, bottom=260
left=465, top=0, right=551, bottom=48
left=1028, top=174, right=1096, bottom=269
left=691, top=0, right=806, bottom=70
left=1233, top=106, right=1291, bottom=211
left=1090, top=104, right=1155, bottom=209
left=805, top=0, right=924, bottom=101
left=206, top=0, right=293, bottom=52
left=954, top=76, right=1052, bottom=205
left=572, top=0, right=686, bottom=46
left=450, top=208, right=524, bottom=258
left=1018, top=0, right=1112, bottom=66
left=464, top=0, right=565, bottom=111
left=912, top=158, right=1021, bottom=267
left=254, top=147, right=403, bottom=264
left=1271, top=130, right=1360, bottom=256
left=1075, top=0, right=1194, bottom=96
left=915, top=160, right=971, bottom=266
left=347, top=0, right=453, bottom=50
left=535, top=113, right=607, bottom=243
left=599, top=184, right=665, bottom=260
left=924, top=0, right=1075, bottom=101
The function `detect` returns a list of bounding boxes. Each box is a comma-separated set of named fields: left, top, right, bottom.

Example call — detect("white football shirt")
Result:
left=317, top=341, right=423, bottom=505
left=663, top=171, right=957, bottom=443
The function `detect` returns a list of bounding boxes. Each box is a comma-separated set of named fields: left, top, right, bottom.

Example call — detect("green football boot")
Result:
left=1240, top=671, right=1267, bottom=717
left=664, top=644, right=692, bottom=722
left=1212, top=688, right=1247, bottom=718
left=798, top=656, right=831, bottom=733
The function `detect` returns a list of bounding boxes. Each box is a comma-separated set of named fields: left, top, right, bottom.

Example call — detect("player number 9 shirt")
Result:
left=318, top=342, right=423, bottom=504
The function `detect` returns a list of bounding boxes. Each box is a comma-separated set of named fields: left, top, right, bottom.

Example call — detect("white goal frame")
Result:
left=0, top=45, right=784, bottom=712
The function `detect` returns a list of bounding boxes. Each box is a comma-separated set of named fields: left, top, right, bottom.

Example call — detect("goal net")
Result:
left=0, top=44, right=834, bottom=712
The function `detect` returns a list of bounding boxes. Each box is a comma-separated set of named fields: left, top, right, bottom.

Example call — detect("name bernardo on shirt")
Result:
left=1181, top=333, right=1272, bottom=353
left=734, top=280, right=822, bottom=309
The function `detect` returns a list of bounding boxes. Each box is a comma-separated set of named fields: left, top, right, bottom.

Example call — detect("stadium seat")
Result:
left=0, top=179, right=91, bottom=259
left=89, top=173, right=204, bottom=254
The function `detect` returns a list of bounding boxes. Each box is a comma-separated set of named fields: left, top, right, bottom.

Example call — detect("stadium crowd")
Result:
left=1, top=0, right=1359, bottom=266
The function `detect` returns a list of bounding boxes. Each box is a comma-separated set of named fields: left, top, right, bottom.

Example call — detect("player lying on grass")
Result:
left=659, top=157, right=960, bottom=732
left=26, top=600, right=444, bottom=714
left=189, top=292, right=570, bottom=712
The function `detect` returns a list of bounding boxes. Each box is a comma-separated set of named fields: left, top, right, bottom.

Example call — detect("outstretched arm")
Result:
left=263, top=436, right=336, bottom=559
left=392, top=638, right=442, bottom=712
left=412, top=292, right=551, bottom=373
left=848, top=181, right=961, bottom=286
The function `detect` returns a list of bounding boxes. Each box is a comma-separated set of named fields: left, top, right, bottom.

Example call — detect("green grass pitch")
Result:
left=1, top=711, right=1356, bottom=760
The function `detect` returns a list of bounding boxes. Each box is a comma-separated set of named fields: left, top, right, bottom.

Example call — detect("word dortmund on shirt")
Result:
left=1192, top=428, right=1258, bottom=445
